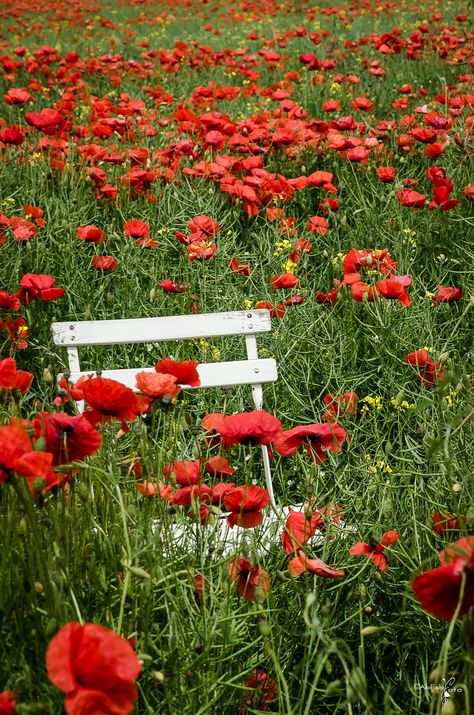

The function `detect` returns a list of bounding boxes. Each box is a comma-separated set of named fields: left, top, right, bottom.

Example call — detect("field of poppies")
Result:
left=0, top=0, right=473, bottom=712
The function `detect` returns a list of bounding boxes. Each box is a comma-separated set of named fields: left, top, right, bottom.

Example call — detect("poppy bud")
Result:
left=361, top=625, right=382, bottom=637
left=325, top=680, right=343, bottom=697
left=18, top=517, right=27, bottom=535
left=429, top=666, right=443, bottom=682
left=441, top=702, right=456, bottom=715
left=35, top=436, right=47, bottom=451
left=153, top=670, right=165, bottom=684
left=258, top=621, right=271, bottom=637
left=32, top=477, right=46, bottom=494
left=394, top=389, right=405, bottom=407
left=34, top=581, right=44, bottom=593
left=364, top=605, right=373, bottom=614
left=129, top=566, right=151, bottom=580
left=77, top=482, right=90, bottom=503
left=45, top=617, right=58, bottom=638
left=149, top=288, right=157, bottom=302
left=43, top=367, right=54, bottom=384
left=438, top=352, right=449, bottom=363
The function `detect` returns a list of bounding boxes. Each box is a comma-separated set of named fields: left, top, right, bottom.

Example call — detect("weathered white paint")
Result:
left=51, top=310, right=272, bottom=347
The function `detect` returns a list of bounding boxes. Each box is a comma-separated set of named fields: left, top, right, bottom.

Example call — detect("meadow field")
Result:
left=0, top=0, right=473, bottom=712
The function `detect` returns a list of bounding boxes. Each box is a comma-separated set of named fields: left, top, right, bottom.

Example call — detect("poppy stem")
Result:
left=12, top=476, right=61, bottom=621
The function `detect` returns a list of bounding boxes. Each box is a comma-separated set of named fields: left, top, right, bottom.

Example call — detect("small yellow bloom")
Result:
left=284, top=259, right=297, bottom=273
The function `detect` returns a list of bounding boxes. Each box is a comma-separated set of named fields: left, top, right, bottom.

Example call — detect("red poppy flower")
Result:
left=0, top=690, right=16, bottom=714
left=395, top=189, right=426, bottom=208
left=0, top=126, right=24, bottom=145
left=135, top=481, right=173, bottom=500
left=25, top=108, right=65, bottom=132
left=123, top=220, right=150, bottom=238
left=322, top=392, right=357, bottom=423
left=96, top=184, right=118, bottom=200
left=91, top=256, right=117, bottom=271
left=187, top=215, right=220, bottom=238
left=135, top=371, right=180, bottom=399
left=204, top=456, right=236, bottom=478
left=307, top=215, right=329, bottom=235
left=211, top=482, right=235, bottom=504
left=228, top=557, right=271, bottom=601
left=315, top=288, right=339, bottom=304
left=163, top=459, right=201, bottom=486
left=154, top=358, right=200, bottom=387
left=9, top=220, right=38, bottom=244
left=33, top=412, right=102, bottom=466
left=201, top=413, right=226, bottom=446
left=223, top=485, right=271, bottom=528
left=194, top=575, right=209, bottom=606
left=376, top=167, right=396, bottom=182
left=428, top=185, right=460, bottom=212
left=306, top=171, right=333, bottom=187
left=349, top=281, right=374, bottom=302
left=242, top=670, right=278, bottom=710
left=432, top=513, right=467, bottom=537
left=376, top=275, right=412, bottom=307
left=230, top=258, right=252, bottom=276
left=0, top=291, right=20, bottom=311
left=412, top=536, right=474, bottom=620
left=255, top=301, right=286, bottom=318
left=18, top=274, right=64, bottom=303
left=281, top=508, right=321, bottom=555
left=159, top=279, right=188, bottom=293
left=46, top=622, right=141, bottom=715
left=343, top=248, right=398, bottom=276
left=0, top=425, right=53, bottom=484
left=171, top=484, right=213, bottom=507
left=405, top=350, right=444, bottom=387
left=270, top=273, right=300, bottom=290
left=349, top=530, right=399, bottom=572
left=136, top=238, right=160, bottom=249
left=219, top=410, right=282, bottom=447
left=433, top=287, right=462, bottom=304
left=187, top=240, right=217, bottom=261
left=81, top=377, right=140, bottom=430
left=4, top=87, right=33, bottom=105
left=464, top=185, right=474, bottom=201
left=0, top=358, right=32, bottom=394
left=288, top=551, right=345, bottom=578
left=76, top=225, right=106, bottom=244
left=23, top=204, right=46, bottom=227
left=274, top=423, right=347, bottom=463
left=0, top=317, right=29, bottom=350
left=284, top=294, right=304, bottom=306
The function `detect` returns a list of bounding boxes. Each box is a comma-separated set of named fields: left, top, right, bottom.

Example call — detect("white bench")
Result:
left=51, top=310, right=278, bottom=503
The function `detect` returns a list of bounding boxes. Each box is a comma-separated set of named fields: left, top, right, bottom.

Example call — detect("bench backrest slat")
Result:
left=51, top=310, right=271, bottom=347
